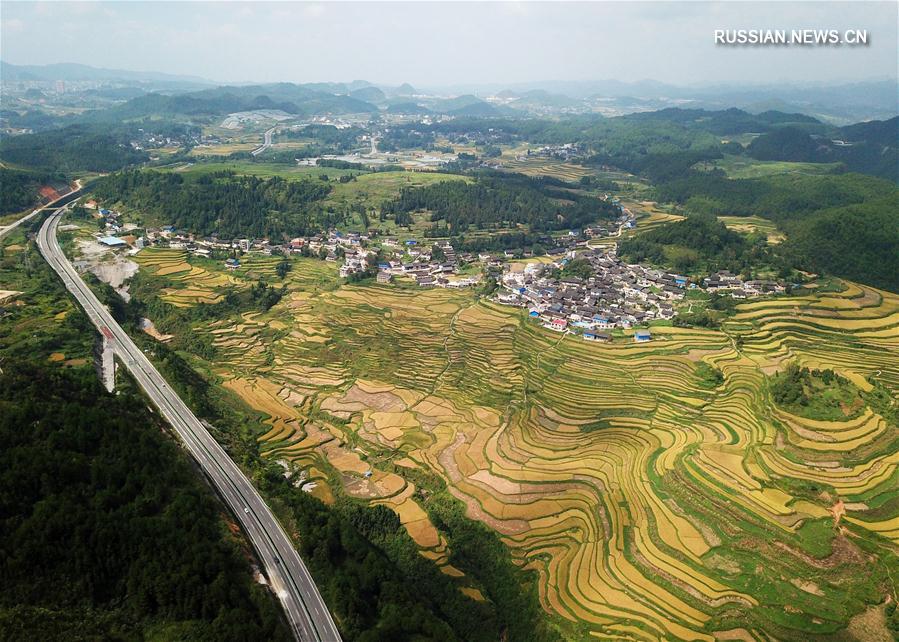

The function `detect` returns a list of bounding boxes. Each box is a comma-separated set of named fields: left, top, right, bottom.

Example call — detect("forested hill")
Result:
left=381, top=174, right=620, bottom=234
left=619, top=214, right=763, bottom=276
left=82, top=83, right=380, bottom=122
left=0, top=225, right=293, bottom=638
left=91, top=170, right=334, bottom=238
left=746, top=121, right=899, bottom=181
left=0, top=167, right=65, bottom=215
left=655, top=172, right=892, bottom=221
left=655, top=173, right=899, bottom=292
left=0, top=124, right=148, bottom=174
left=0, top=363, right=291, bottom=640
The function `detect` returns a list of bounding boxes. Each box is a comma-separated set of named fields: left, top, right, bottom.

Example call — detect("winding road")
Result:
left=37, top=203, right=341, bottom=642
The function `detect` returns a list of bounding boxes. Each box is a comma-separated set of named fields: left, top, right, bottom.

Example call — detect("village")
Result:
left=492, top=244, right=784, bottom=342
left=81, top=198, right=784, bottom=332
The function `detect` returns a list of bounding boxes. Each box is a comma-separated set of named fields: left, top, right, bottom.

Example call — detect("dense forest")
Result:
left=619, top=214, right=768, bottom=275
left=654, top=172, right=892, bottom=221
left=382, top=173, right=619, bottom=233
left=747, top=124, right=899, bottom=181
left=91, top=170, right=334, bottom=238
left=653, top=172, right=899, bottom=291
left=0, top=229, right=292, bottom=640
left=769, top=364, right=865, bottom=422
left=0, top=124, right=148, bottom=173
left=0, top=365, right=291, bottom=641
left=0, top=167, right=64, bottom=215
left=780, top=195, right=899, bottom=292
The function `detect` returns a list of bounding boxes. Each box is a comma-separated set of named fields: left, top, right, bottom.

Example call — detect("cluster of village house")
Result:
left=87, top=205, right=481, bottom=289
left=495, top=246, right=785, bottom=342
left=85, top=200, right=783, bottom=336
left=333, top=236, right=479, bottom=289
left=514, top=143, right=582, bottom=162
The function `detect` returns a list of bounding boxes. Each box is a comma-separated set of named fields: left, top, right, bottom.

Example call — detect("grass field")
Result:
left=141, top=250, right=899, bottom=640
left=698, top=155, right=844, bottom=179
left=323, top=170, right=471, bottom=214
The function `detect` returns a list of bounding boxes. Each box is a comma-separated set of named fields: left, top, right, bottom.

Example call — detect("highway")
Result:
left=252, top=127, right=276, bottom=156
left=37, top=204, right=341, bottom=642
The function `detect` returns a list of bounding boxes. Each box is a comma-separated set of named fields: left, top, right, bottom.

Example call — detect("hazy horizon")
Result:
left=3, top=1, right=897, bottom=89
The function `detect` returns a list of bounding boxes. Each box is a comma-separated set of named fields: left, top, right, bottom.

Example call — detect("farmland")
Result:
left=697, top=155, right=844, bottom=179
left=322, top=170, right=471, bottom=211
left=718, top=215, right=786, bottom=245
left=142, top=252, right=899, bottom=641
left=134, top=248, right=239, bottom=306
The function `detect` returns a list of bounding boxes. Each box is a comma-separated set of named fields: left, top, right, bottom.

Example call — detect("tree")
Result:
left=275, top=259, right=292, bottom=279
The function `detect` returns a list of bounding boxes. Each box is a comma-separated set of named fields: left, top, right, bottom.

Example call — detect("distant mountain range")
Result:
left=3, top=61, right=896, bottom=124
left=464, top=79, right=899, bottom=124
left=1, top=61, right=211, bottom=87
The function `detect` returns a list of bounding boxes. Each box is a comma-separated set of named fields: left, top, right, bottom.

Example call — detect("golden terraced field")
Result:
left=168, top=260, right=897, bottom=640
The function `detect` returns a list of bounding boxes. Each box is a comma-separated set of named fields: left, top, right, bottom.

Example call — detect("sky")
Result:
left=2, top=1, right=897, bottom=88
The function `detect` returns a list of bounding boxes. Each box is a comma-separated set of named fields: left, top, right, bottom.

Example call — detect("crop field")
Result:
left=620, top=200, right=686, bottom=239
left=158, top=258, right=899, bottom=640
left=134, top=248, right=239, bottom=306
left=718, top=215, right=786, bottom=244
left=322, top=170, right=471, bottom=211
left=500, top=157, right=596, bottom=182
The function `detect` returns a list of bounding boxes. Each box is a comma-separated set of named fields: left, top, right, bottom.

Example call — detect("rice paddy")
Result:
left=499, top=157, right=596, bottom=182
left=168, top=258, right=898, bottom=640
left=134, top=248, right=238, bottom=306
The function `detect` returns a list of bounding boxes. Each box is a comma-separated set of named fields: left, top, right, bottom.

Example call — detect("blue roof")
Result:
left=98, top=236, right=126, bottom=246
left=635, top=330, right=651, bottom=337
left=405, top=239, right=417, bottom=245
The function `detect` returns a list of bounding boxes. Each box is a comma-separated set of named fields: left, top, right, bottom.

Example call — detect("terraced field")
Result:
left=168, top=261, right=898, bottom=640
left=718, top=215, right=786, bottom=245
left=134, top=248, right=238, bottom=306
left=499, top=157, right=596, bottom=182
